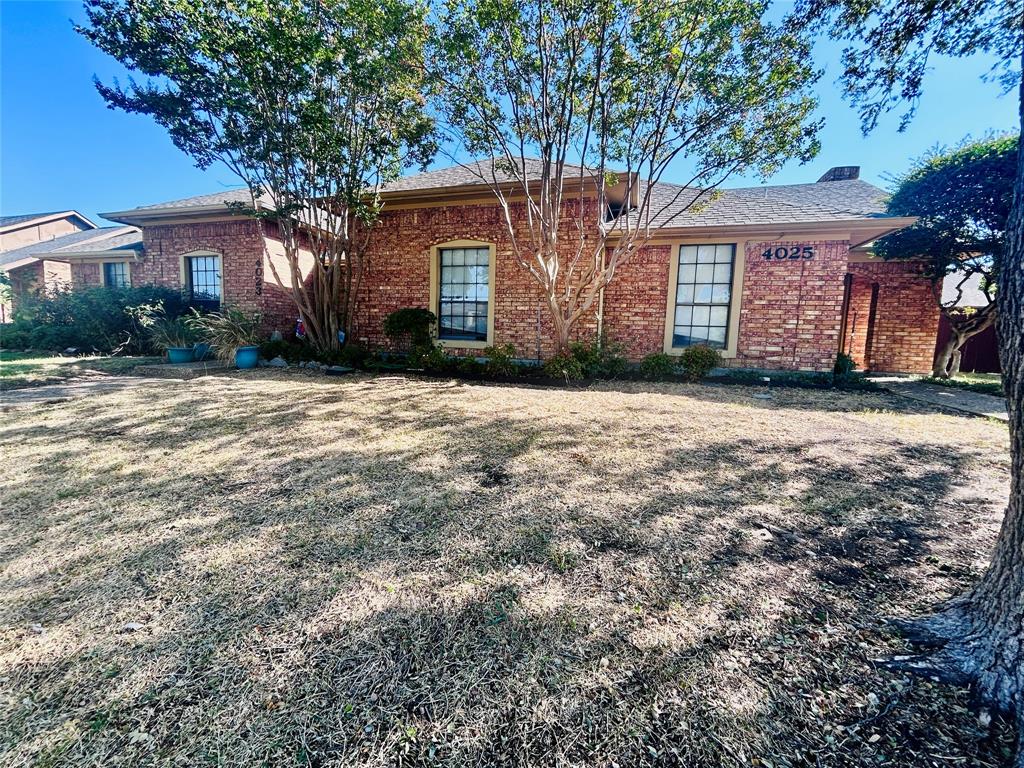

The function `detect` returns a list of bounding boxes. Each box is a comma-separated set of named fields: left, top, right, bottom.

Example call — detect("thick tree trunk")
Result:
left=932, top=306, right=997, bottom=379
left=894, top=62, right=1024, bottom=764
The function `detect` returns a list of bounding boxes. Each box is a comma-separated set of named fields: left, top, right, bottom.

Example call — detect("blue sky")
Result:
left=1, top=0, right=1018, bottom=227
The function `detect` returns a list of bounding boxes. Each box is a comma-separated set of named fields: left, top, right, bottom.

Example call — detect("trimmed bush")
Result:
left=639, top=352, right=678, bottom=380
left=834, top=352, right=856, bottom=376
left=3, top=285, right=187, bottom=354
left=569, top=339, right=628, bottom=378
left=678, top=344, right=721, bottom=381
left=483, top=343, right=518, bottom=376
left=543, top=352, right=585, bottom=381
left=383, top=308, right=436, bottom=350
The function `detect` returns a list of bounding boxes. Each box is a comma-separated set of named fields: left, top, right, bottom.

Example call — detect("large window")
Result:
left=438, top=246, right=489, bottom=341
left=102, top=261, right=130, bottom=288
left=186, top=254, right=222, bottom=309
left=671, top=243, right=735, bottom=349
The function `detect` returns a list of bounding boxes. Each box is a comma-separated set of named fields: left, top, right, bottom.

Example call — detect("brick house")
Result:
left=0, top=211, right=143, bottom=322
left=96, top=162, right=936, bottom=373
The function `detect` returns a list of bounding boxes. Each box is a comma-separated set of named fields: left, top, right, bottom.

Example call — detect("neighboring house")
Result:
left=934, top=272, right=1001, bottom=374
left=94, top=162, right=937, bottom=373
left=0, top=211, right=143, bottom=321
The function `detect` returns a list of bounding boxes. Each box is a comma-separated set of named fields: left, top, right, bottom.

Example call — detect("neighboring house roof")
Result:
left=0, top=210, right=97, bottom=233
left=0, top=226, right=141, bottom=269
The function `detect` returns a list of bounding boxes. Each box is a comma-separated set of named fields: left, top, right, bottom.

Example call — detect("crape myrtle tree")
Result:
left=434, top=0, right=822, bottom=353
left=80, top=0, right=436, bottom=354
left=876, top=135, right=1017, bottom=378
left=795, top=0, right=1024, bottom=759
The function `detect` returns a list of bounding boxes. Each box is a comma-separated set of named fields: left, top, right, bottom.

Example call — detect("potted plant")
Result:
left=188, top=308, right=263, bottom=369
left=139, top=307, right=195, bottom=363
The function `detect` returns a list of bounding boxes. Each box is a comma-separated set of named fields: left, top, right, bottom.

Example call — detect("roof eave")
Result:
left=0, top=210, right=97, bottom=234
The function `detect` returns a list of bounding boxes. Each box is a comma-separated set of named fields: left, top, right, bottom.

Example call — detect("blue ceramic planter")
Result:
left=235, top=345, right=259, bottom=369
left=167, top=347, right=194, bottom=364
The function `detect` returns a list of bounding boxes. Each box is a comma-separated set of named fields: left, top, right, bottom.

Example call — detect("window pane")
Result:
left=188, top=255, right=221, bottom=306
left=672, top=243, right=734, bottom=350
left=438, top=247, right=490, bottom=341
left=103, top=262, right=129, bottom=288
left=694, top=283, right=714, bottom=303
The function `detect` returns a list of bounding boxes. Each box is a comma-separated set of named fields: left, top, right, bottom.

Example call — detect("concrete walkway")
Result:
left=874, top=377, right=1008, bottom=422
left=0, top=376, right=176, bottom=410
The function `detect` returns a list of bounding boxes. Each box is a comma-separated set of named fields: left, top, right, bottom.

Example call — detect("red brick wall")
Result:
left=71, top=263, right=102, bottom=288
left=842, top=275, right=874, bottom=368
left=601, top=244, right=672, bottom=359
left=354, top=201, right=599, bottom=358
left=847, top=260, right=939, bottom=374
left=731, top=240, right=850, bottom=372
left=139, top=220, right=265, bottom=315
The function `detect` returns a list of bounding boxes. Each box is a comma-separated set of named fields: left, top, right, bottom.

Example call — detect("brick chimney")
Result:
left=817, top=166, right=860, bottom=182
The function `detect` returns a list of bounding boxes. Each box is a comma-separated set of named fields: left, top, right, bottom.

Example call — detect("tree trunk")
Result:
left=894, top=60, right=1024, bottom=764
left=933, top=333, right=963, bottom=378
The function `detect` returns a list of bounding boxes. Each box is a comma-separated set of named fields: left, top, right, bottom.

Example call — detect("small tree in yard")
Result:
left=80, top=0, right=436, bottom=354
left=435, top=0, right=821, bottom=353
left=876, top=135, right=1017, bottom=379
left=796, top=0, right=1024, bottom=760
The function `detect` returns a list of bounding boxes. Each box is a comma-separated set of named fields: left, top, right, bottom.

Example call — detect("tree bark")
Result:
left=895, top=59, right=1024, bottom=764
left=932, top=305, right=996, bottom=379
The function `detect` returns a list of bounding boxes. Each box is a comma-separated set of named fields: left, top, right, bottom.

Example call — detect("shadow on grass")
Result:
left=0, top=374, right=1014, bottom=766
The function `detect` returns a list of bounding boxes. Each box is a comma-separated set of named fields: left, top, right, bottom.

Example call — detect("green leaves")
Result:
left=876, top=134, right=1017, bottom=298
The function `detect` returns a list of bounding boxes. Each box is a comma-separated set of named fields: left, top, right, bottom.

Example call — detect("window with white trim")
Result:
left=438, top=246, right=489, bottom=341
left=671, top=243, right=735, bottom=349
left=102, top=262, right=130, bottom=288
left=186, top=254, right=222, bottom=309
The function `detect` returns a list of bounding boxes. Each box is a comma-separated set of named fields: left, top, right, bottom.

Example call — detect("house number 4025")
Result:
left=762, top=245, right=815, bottom=261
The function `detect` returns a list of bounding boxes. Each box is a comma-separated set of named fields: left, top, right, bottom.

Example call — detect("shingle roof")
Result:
left=0, top=212, right=63, bottom=228
left=130, top=188, right=257, bottom=210
left=0, top=226, right=140, bottom=268
left=379, top=158, right=597, bottom=193
left=635, top=178, right=889, bottom=229
left=0, top=211, right=96, bottom=230
left=105, top=162, right=892, bottom=231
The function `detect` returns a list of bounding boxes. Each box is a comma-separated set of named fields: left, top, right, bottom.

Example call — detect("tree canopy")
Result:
left=876, top=134, right=1018, bottom=302
left=79, top=0, right=437, bottom=351
left=433, top=0, right=822, bottom=349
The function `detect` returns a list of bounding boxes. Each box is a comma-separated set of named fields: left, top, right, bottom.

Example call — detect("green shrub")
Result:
left=483, top=343, right=518, bottom=376
left=336, top=343, right=369, bottom=368
left=834, top=352, right=857, bottom=376
left=568, top=338, right=628, bottom=378
left=639, top=352, right=678, bottom=380
left=383, top=308, right=436, bottom=350
left=139, top=308, right=195, bottom=350
left=543, top=352, right=585, bottom=381
left=679, top=344, right=721, bottom=381
left=4, top=285, right=186, bottom=354
left=457, top=356, right=485, bottom=376
left=407, top=343, right=449, bottom=372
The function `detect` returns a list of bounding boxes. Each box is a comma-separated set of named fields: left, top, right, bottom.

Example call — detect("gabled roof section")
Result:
left=103, top=188, right=269, bottom=225
left=0, top=210, right=97, bottom=233
left=0, top=226, right=141, bottom=268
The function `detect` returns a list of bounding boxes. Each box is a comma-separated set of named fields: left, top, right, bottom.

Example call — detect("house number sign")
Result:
left=762, top=245, right=816, bottom=261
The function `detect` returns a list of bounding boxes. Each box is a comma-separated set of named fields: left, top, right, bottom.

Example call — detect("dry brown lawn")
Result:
left=0, top=372, right=1014, bottom=767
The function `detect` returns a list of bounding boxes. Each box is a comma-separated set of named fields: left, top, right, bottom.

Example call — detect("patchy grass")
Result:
left=0, top=350, right=162, bottom=391
left=0, top=372, right=1014, bottom=767
left=928, top=372, right=1004, bottom=397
